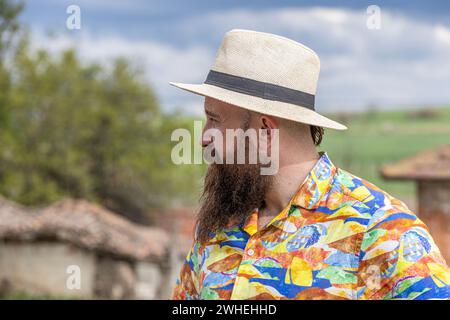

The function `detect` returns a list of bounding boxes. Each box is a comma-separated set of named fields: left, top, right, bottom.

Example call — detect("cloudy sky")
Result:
left=21, top=0, right=450, bottom=114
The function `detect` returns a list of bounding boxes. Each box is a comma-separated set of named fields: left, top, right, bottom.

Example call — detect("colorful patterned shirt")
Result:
left=171, top=152, right=450, bottom=300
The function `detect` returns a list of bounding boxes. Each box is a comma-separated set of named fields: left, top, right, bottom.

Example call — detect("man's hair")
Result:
left=310, top=125, right=324, bottom=146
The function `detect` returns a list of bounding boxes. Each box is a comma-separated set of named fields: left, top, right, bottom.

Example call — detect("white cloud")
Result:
left=435, top=25, right=450, bottom=46
left=31, top=6, right=450, bottom=113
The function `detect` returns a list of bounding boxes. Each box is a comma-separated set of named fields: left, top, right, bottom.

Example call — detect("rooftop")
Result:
left=0, top=196, right=170, bottom=261
left=380, top=144, right=450, bottom=181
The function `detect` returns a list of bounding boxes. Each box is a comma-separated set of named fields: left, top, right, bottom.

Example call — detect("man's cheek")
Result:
left=217, top=132, right=235, bottom=164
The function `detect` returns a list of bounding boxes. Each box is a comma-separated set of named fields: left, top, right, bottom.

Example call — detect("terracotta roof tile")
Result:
left=380, top=144, right=450, bottom=180
left=0, top=197, right=169, bottom=261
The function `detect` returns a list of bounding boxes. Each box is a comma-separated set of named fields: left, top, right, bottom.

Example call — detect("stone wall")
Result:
left=0, top=241, right=172, bottom=299
left=0, top=241, right=96, bottom=297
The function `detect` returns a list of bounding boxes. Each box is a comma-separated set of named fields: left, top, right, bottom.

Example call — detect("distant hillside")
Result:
left=320, top=106, right=450, bottom=206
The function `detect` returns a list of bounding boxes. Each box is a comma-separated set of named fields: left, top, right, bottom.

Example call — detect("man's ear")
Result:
left=259, top=115, right=279, bottom=147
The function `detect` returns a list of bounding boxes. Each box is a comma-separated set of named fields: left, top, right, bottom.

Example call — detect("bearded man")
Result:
left=169, top=29, right=450, bottom=300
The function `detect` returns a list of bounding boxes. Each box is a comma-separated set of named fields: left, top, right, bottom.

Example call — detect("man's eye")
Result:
left=208, top=117, right=217, bottom=123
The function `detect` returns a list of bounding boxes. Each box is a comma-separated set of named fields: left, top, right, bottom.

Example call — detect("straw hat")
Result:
left=170, top=29, right=347, bottom=130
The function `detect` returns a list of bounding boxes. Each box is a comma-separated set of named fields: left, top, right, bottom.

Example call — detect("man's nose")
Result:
left=200, top=129, right=212, bottom=148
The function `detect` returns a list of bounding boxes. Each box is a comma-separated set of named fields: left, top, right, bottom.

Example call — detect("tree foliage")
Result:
left=0, top=0, right=204, bottom=223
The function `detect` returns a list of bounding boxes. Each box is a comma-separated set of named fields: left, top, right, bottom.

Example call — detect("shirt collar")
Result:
left=290, top=151, right=337, bottom=210
left=240, top=151, right=337, bottom=236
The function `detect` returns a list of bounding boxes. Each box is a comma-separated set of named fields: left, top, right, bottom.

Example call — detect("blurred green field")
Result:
left=319, top=106, right=450, bottom=204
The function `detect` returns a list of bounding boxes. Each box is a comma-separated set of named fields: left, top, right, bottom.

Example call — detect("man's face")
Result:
left=201, top=97, right=251, bottom=163
left=195, top=97, right=273, bottom=243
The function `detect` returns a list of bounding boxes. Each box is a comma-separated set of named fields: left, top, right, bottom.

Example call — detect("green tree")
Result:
left=0, top=0, right=204, bottom=223
left=0, top=0, right=23, bottom=58
left=0, top=0, right=23, bottom=183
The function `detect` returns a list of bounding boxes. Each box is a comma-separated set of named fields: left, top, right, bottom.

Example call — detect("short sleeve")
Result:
left=357, top=206, right=450, bottom=300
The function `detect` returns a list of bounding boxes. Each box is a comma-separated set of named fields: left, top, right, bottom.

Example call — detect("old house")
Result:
left=0, top=196, right=171, bottom=299
left=381, top=144, right=450, bottom=263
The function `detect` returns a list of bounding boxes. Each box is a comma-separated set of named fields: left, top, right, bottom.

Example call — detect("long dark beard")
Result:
left=196, top=161, right=273, bottom=244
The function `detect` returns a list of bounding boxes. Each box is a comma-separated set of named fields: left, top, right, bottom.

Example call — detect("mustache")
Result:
left=201, top=132, right=280, bottom=176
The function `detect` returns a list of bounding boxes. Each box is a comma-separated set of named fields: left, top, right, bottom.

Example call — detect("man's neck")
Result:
left=259, top=151, right=321, bottom=224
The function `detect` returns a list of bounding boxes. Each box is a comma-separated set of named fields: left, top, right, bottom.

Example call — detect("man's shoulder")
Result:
left=329, top=167, right=416, bottom=225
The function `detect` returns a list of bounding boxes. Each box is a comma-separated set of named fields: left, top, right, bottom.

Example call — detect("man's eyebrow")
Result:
left=205, top=109, right=220, bottom=118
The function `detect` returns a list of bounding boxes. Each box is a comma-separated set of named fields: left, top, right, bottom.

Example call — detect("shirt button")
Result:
left=247, top=249, right=254, bottom=256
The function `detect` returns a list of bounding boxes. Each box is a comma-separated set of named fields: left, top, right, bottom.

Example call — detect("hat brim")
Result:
left=169, top=82, right=348, bottom=131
